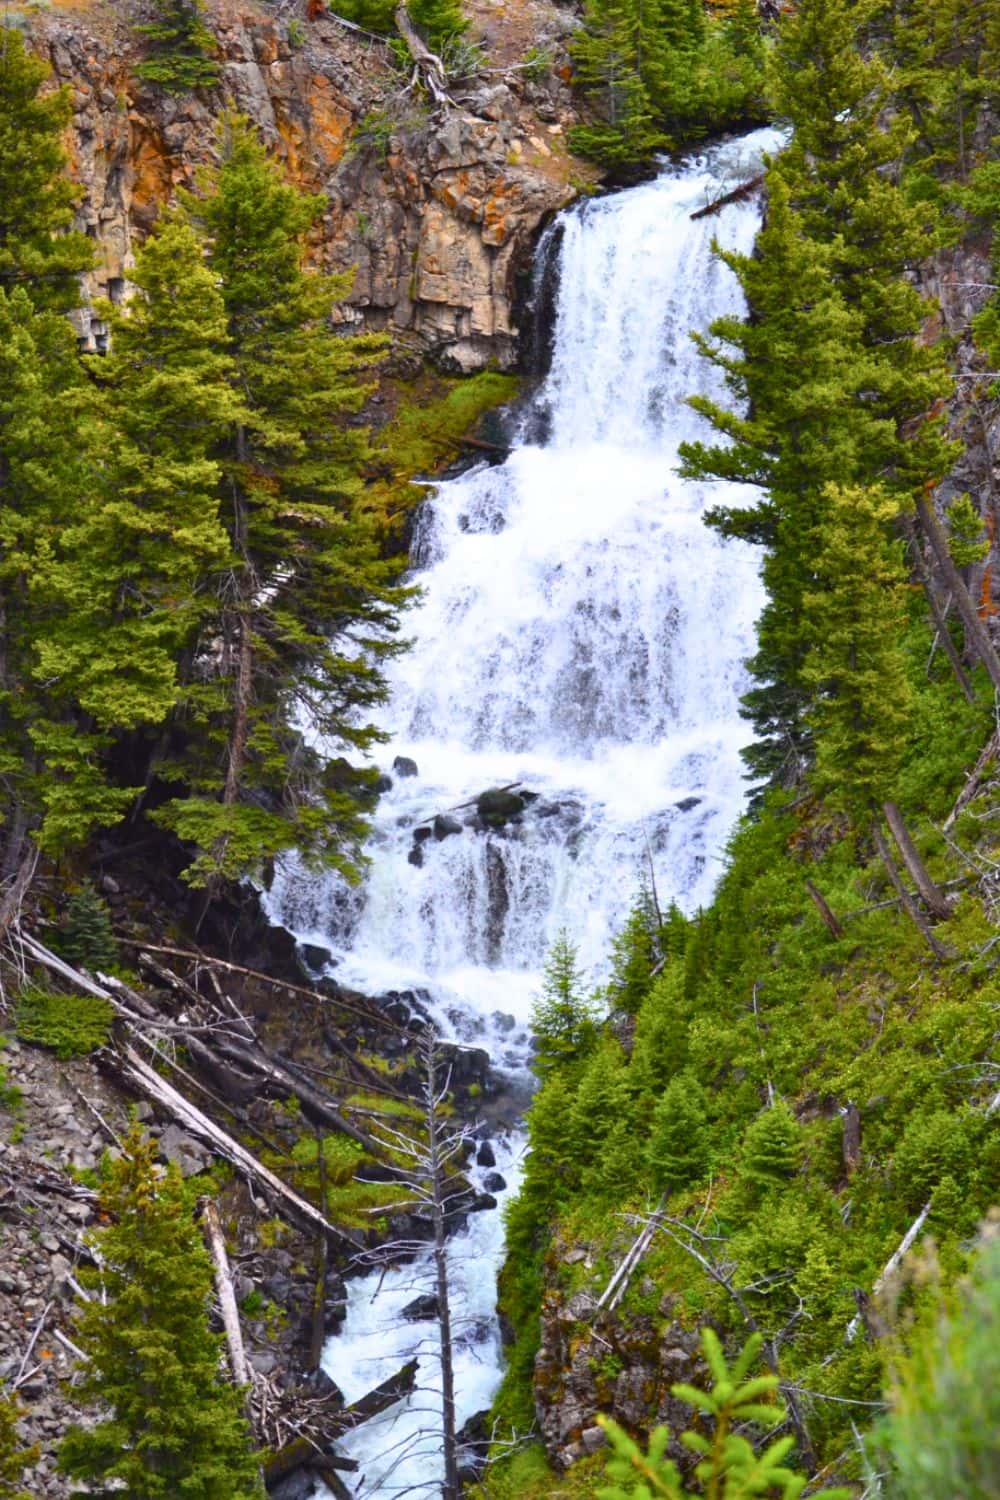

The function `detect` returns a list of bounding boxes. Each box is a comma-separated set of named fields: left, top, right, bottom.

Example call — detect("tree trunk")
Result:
left=871, top=822, right=948, bottom=959
left=394, top=4, right=452, bottom=104
left=804, top=879, right=843, bottom=938
left=841, top=1102, right=861, bottom=1176
left=882, top=799, right=953, bottom=920
left=905, top=519, right=976, bottom=703
left=425, top=1047, right=460, bottom=1500
left=915, top=486, right=1000, bottom=691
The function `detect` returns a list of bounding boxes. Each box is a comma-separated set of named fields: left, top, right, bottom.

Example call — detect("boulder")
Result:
left=393, top=755, right=419, bottom=778
left=482, top=1171, right=507, bottom=1193
left=401, top=1293, right=440, bottom=1322
left=476, top=1139, right=496, bottom=1168
left=374, top=773, right=394, bottom=794
left=477, top=787, right=526, bottom=825
left=158, top=1124, right=210, bottom=1178
left=433, top=813, right=464, bottom=840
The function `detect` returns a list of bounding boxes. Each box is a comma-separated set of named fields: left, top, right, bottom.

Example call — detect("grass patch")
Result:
left=15, top=988, right=113, bottom=1058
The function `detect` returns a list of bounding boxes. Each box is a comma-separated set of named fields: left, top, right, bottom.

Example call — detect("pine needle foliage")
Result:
left=596, top=1330, right=851, bottom=1499
left=60, top=881, right=119, bottom=973
left=0, top=29, right=92, bottom=311
left=0, top=1390, right=36, bottom=1500
left=59, top=1128, right=263, bottom=1498
left=531, top=929, right=600, bottom=1078
left=134, top=0, right=221, bottom=94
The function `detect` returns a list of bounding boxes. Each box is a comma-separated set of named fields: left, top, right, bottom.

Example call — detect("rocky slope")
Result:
left=30, top=0, right=585, bottom=371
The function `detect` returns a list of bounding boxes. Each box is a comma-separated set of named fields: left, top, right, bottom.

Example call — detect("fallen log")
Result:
left=208, top=1033, right=383, bottom=1154
left=690, top=173, right=764, bottom=220
left=202, top=1199, right=252, bottom=1391
left=333, top=1357, right=418, bottom=1431
left=116, top=1046, right=364, bottom=1253
left=263, top=1436, right=357, bottom=1493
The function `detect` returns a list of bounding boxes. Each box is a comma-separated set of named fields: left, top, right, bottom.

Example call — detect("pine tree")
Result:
left=59, top=1128, right=263, bottom=1498
left=629, top=965, right=689, bottom=1100
left=31, top=220, right=236, bottom=742
left=646, top=1072, right=709, bottom=1193
left=569, top=1038, right=632, bottom=1166
left=741, top=1102, right=802, bottom=1189
left=569, top=0, right=666, bottom=167
left=800, top=484, right=915, bottom=823
left=607, top=892, right=660, bottom=1014
left=0, top=1389, right=35, bottom=1500
left=61, top=881, right=119, bottom=973
left=0, top=30, right=92, bottom=311
left=151, top=116, right=408, bottom=886
left=135, top=0, right=221, bottom=94
left=531, top=929, right=600, bottom=1079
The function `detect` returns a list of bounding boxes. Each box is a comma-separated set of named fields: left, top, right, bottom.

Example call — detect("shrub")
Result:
left=60, top=881, right=118, bottom=973
left=15, top=988, right=113, bottom=1058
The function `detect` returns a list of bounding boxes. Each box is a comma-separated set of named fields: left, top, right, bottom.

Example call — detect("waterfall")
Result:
left=274, top=126, right=783, bottom=1499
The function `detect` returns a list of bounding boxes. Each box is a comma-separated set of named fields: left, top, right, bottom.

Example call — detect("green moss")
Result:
left=367, top=371, right=519, bottom=536
left=15, top=988, right=113, bottom=1058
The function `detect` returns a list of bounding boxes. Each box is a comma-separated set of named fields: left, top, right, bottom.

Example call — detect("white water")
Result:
left=273, top=127, right=781, bottom=1498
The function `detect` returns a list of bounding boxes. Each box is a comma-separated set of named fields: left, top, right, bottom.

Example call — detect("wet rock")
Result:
left=482, top=1171, right=507, bottom=1193
left=401, top=1293, right=440, bottom=1321
left=393, top=755, right=419, bottom=778
left=306, top=1366, right=344, bottom=1403
left=268, top=1471, right=317, bottom=1500
left=408, top=844, right=425, bottom=868
left=433, top=813, right=464, bottom=840
left=476, top=1139, right=496, bottom=1168
left=374, top=773, right=393, bottom=794
left=675, top=796, right=703, bottom=813
left=457, top=1408, right=491, bottom=1484
left=413, top=825, right=433, bottom=843
left=477, top=787, right=527, bottom=825
left=491, top=1010, right=517, bottom=1034
left=297, top=942, right=332, bottom=975
left=470, top=1191, right=498, bottom=1212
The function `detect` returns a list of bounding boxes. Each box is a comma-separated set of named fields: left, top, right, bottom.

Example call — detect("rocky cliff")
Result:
left=31, top=0, right=585, bottom=371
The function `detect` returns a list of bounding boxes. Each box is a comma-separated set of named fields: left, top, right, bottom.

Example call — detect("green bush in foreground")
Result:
left=597, top=1330, right=850, bottom=1500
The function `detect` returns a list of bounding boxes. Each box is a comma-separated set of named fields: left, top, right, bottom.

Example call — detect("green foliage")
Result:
left=607, top=894, right=659, bottom=1015
left=60, top=882, right=119, bottom=973
left=740, top=1103, right=803, bottom=1189
left=568, top=0, right=766, bottom=167
left=945, top=494, right=990, bottom=568
left=329, top=0, right=465, bottom=49
left=134, top=0, right=220, bottom=93
left=881, top=1222, right=1000, bottom=1499
left=646, top=1072, right=709, bottom=1193
left=348, top=108, right=396, bottom=162
left=531, top=929, right=600, bottom=1078
left=59, top=1127, right=263, bottom=1497
left=15, top=988, right=113, bottom=1058
left=0, top=29, right=92, bottom=311
left=597, top=1330, right=850, bottom=1499
left=0, top=1389, right=36, bottom=1500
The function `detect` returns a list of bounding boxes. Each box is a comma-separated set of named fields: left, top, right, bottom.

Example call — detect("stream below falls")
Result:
left=269, top=125, right=784, bottom=1498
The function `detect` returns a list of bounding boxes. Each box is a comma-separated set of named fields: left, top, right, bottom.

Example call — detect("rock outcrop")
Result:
left=33, top=0, right=583, bottom=370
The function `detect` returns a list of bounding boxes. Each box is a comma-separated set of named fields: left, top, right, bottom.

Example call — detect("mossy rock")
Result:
left=477, top=788, right=526, bottom=826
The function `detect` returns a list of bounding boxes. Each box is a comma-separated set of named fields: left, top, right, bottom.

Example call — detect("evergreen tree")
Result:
left=61, top=881, right=119, bottom=973
left=629, top=965, right=689, bottom=1101
left=741, top=1102, right=802, bottom=1189
left=647, top=1071, right=710, bottom=1193
left=0, top=1389, right=35, bottom=1500
left=59, top=1128, right=263, bottom=1498
left=569, top=1038, right=632, bottom=1166
left=800, top=484, right=915, bottom=822
left=568, top=0, right=665, bottom=167
left=607, top=892, right=659, bottom=1014
left=0, top=30, right=92, bottom=311
left=152, top=117, right=408, bottom=886
left=135, top=0, right=221, bottom=94
left=33, top=220, right=236, bottom=741
left=530, top=929, right=600, bottom=1079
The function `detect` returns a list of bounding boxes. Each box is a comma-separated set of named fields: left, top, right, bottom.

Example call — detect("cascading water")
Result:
left=273, top=126, right=783, bottom=1499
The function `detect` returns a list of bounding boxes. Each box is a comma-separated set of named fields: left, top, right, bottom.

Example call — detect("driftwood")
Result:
left=262, top=1360, right=418, bottom=1489
left=117, top=1046, right=364, bottom=1252
left=943, top=730, right=1000, bottom=832
left=690, top=173, right=764, bottom=221
left=202, top=1199, right=252, bottom=1390
left=119, top=938, right=404, bottom=1034
left=596, top=1194, right=666, bottom=1314
left=208, top=1032, right=383, bottom=1154
left=883, top=799, right=953, bottom=921
left=846, top=1202, right=931, bottom=1342
left=394, top=3, right=452, bottom=104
